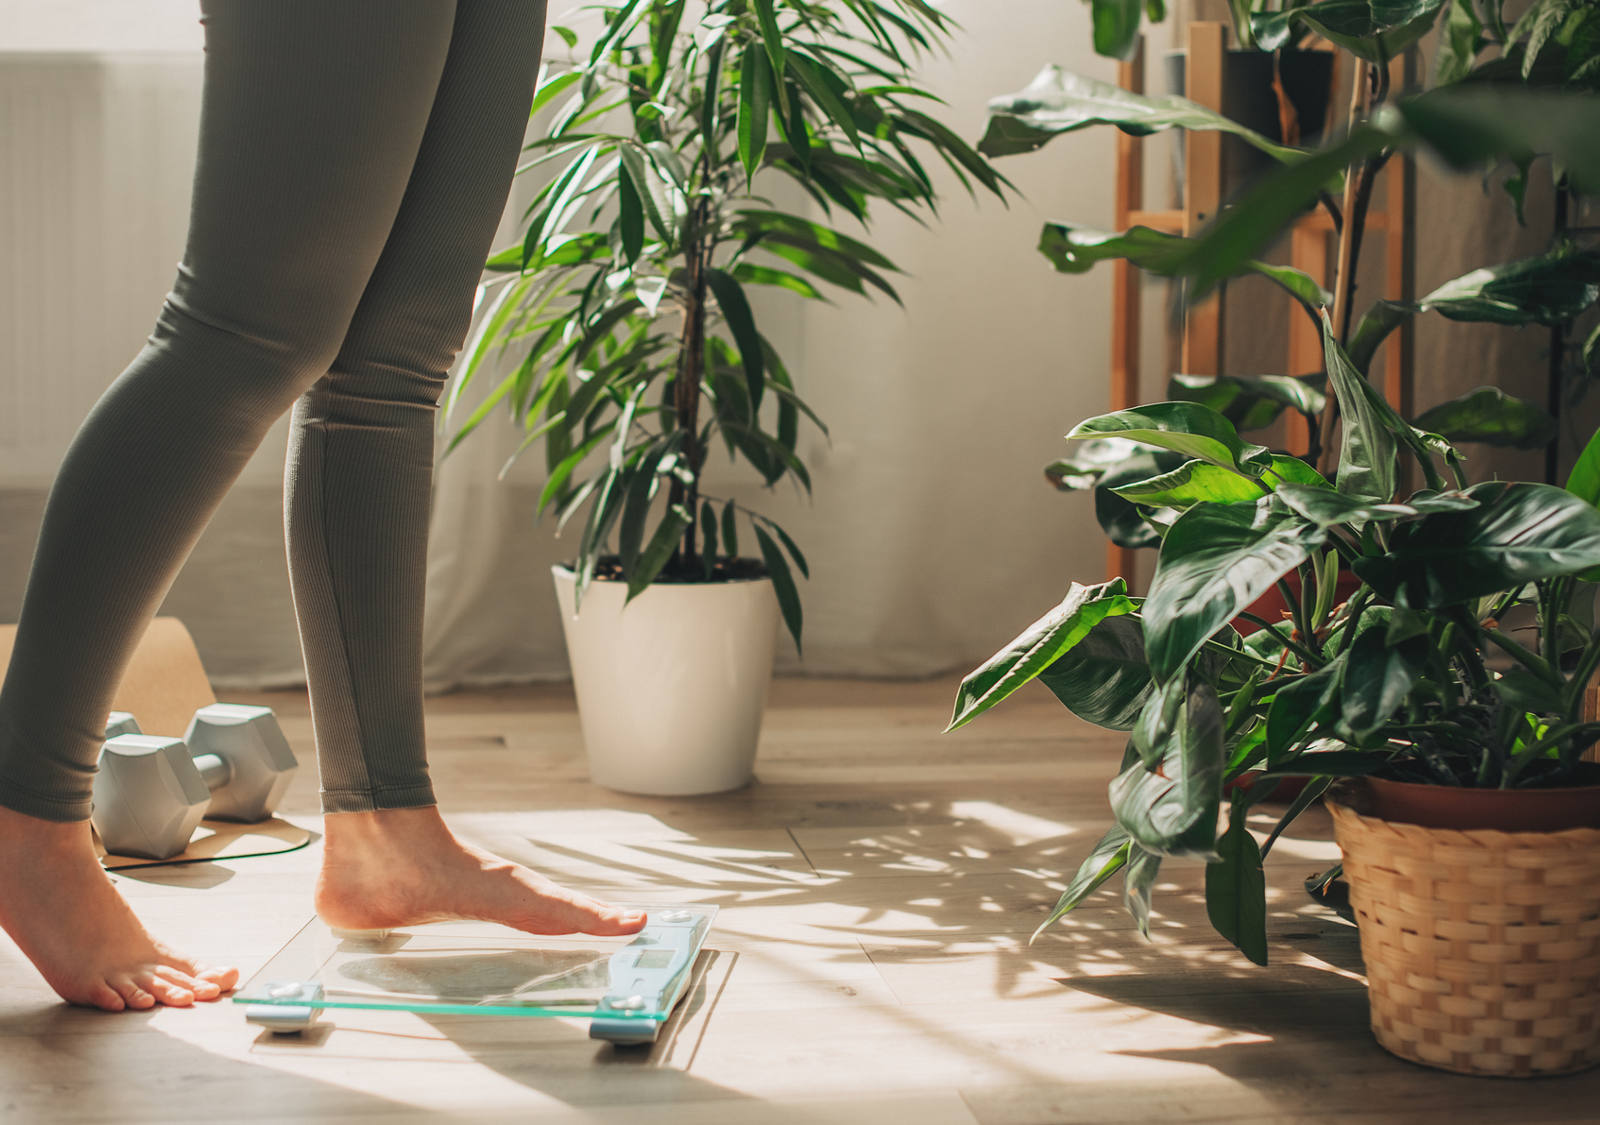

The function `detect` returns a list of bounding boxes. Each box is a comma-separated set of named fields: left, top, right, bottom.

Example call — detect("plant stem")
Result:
left=1565, top=629, right=1600, bottom=719
left=1315, top=60, right=1375, bottom=475
left=671, top=191, right=712, bottom=570
left=1546, top=185, right=1571, bottom=485
left=1237, top=612, right=1323, bottom=667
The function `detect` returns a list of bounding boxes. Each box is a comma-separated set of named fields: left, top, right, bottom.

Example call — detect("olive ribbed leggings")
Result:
left=0, top=0, right=546, bottom=821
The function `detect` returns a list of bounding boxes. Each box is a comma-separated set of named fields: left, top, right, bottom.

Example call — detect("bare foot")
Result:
left=0, top=805, right=239, bottom=1011
left=315, top=806, right=648, bottom=936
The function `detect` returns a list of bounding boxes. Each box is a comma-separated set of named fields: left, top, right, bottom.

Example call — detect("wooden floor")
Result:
left=2, top=679, right=1597, bottom=1123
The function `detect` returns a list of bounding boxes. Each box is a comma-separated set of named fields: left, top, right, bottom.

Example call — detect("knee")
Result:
left=318, top=304, right=476, bottom=411
left=153, top=287, right=352, bottom=403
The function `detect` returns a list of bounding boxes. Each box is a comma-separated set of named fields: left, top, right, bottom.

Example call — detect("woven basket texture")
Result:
left=1331, top=800, right=1600, bottom=1077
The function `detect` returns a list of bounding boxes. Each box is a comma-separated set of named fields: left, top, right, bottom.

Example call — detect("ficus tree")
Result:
left=444, top=0, right=1007, bottom=651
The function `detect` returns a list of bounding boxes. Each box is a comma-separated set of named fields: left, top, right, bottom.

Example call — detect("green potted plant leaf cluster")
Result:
left=982, top=10, right=1600, bottom=556
left=953, top=2, right=1600, bottom=1079
left=444, top=0, right=1004, bottom=795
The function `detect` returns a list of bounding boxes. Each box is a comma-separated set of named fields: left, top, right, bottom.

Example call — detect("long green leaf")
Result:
left=1037, top=612, right=1153, bottom=731
left=752, top=0, right=786, bottom=79
left=705, top=268, right=766, bottom=407
left=1412, top=386, right=1556, bottom=450
left=1206, top=800, right=1268, bottom=965
left=738, top=44, right=773, bottom=181
left=1030, top=827, right=1132, bottom=943
left=1039, top=225, right=1329, bottom=309
left=1321, top=311, right=1398, bottom=503
left=754, top=525, right=803, bottom=652
left=980, top=66, right=1300, bottom=163
left=1355, top=480, right=1600, bottom=607
left=949, top=580, right=1137, bottom=730
left=626, top=504, right=693, bottom=601
left=1066, top=402, right=1273, bottom=477
left=1145, top=498, right=1326, bottom=681
left=1111, top=679, right=1225, bottom=857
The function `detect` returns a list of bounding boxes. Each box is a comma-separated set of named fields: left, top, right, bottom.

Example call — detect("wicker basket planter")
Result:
left=1330, top=788, right=1600, bottom=1077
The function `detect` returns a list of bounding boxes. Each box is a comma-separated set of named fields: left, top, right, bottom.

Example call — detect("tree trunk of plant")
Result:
left=672, top=217, right=710, bottom=572
left=1547, top=186, right=1571, bottom=485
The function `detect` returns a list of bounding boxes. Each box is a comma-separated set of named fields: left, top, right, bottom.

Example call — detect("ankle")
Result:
left=0, top=802, right=94, bottom=851
left=322, top=805, right=450, bottom=852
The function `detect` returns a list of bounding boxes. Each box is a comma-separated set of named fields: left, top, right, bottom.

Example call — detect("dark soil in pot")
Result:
left=577, top=555, right=770, bottom=584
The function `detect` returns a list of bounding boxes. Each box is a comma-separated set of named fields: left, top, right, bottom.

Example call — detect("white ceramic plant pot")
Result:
left=552, top=566, right=780, bottom=796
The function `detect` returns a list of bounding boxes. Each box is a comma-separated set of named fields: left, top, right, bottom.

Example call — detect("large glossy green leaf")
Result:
left=1206, top=799, right=1268, bottom=965
left=1144, top=499, right=1327, bottom=681
left=1169, top=373, right=1327, bottom=431
left=1038, top=612, right=1153, bottom=731
left=1322, top=312, right=1399, bottom=502
left=949, top=579, right=1137, bottom=730
left=1339, top=624, right=1427, bottom=739
left=1265, top=664, right=1342, bottom=762
left=1038, top=225, right=1189, bottom=274
left=1030, top=826, right=1132, bottom=942
left=1178, top=89, right=1600, bottom=301
left=1066, top=402, right=1273, bottom=477
left=1039, top=226, right=1329, bottom=310
left=1394, top=86, right=1600, bottom=194
left=1095, top=451, right=1190, bottom=549
left=1111, top=460, right=1264, bottom=508
left=1355, top=481, right=1600, bottom=607
left=1254, top=0, right=1447, bottom=60
left=1419, top=248, right=1600, bottom=325
left=1111, top=453, right=1322, bottom=510
left=1092, top=0, right=1143, bottom=60
left=1044, top=437, right=1149, bottom=492
left=1343, top=242, right=1600, bottom=370
left=1274, top=482, right=1478, bottom=527
left=1178, top=126, right=1388, bottom=299
left=1566, top=425, right=1600, bottom=506
left=1412, top=386, right=1556, bottom=449
left=1111, top=680, right=1225, bottom=857
left=980, top=66, right=1298, bottom=162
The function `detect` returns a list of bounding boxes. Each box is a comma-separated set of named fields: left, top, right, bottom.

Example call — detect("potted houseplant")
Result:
left=952, top=1, right=1600, bottom=1078
left=444, top=0, right=1005, bottom=795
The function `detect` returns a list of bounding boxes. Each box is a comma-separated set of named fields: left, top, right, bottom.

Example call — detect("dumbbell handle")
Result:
left=193, top=752, right=232, bottom=792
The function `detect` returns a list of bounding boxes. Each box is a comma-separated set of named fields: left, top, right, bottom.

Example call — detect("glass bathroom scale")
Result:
left=234, top=904, right=715, bottom=1044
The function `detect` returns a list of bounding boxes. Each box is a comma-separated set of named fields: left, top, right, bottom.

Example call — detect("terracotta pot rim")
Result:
left=1364, top=774, right=1600, bottom=796
left=1331, top=773, right=1600, bottom=832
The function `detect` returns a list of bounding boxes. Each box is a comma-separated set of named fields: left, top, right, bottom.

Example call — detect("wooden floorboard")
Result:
left=2, top=677, right=1596, bottom=1122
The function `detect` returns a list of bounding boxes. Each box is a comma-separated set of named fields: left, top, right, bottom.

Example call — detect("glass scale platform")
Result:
left=234, top=904, right=716, bottom=1044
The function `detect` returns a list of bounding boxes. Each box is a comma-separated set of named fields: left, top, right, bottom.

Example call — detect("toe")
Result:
left=112, top=976, right=156, bottom=1010
left=153, top=965, right=214, bottom=1000
left=137, top=971, right=193, bottom=1007
left=195, top=965, right=239, bottom=993
left=83, top=980, right=126, bottom=1011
